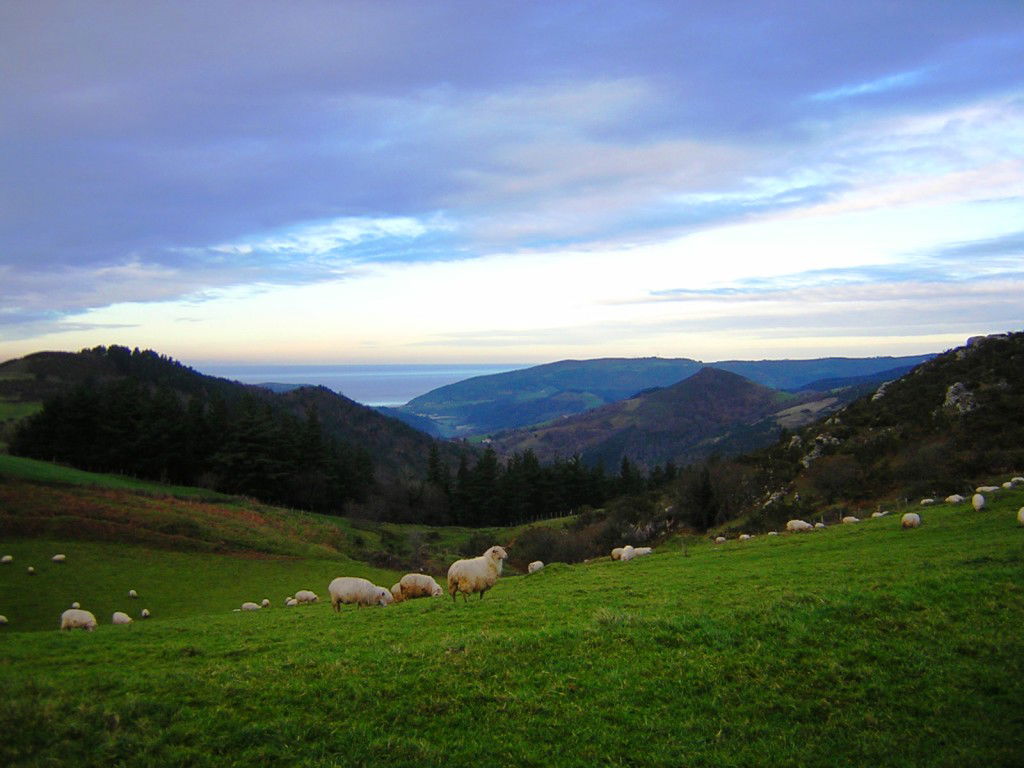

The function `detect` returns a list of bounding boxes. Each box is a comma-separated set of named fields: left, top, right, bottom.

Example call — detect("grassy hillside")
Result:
left=2, top=490, right=1022, bottom=766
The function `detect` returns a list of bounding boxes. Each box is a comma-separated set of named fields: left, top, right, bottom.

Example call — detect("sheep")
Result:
left=739, top=534, right=751, bottom=541
left=919, top=498, right=935, bottom=506
left=901, top=512, right=922, bottom=529
left=945, top=494, right=965, bottom=504
left=714, top=536, right=727, bottom=544
left=814, top=522, right=826, bottom=529
left=260, top=598, right=271, bottom=608
left=60, top=608, right=97, bottom=632
left=329, top=577, right=393, bottom=610
left=871, top=511, right=889, bottom=518
left=1011, top=477, right=1024, bottom=486
left=842, top=516, right=860, bottom=524
left=285, top=597, right=299, bottom=607
left=398, top=573, right=444, bottom=600
left=619, top=545, right=636, bottom=562
left=1002, top=482, right=1013, bottom=489
left=241, top=602, right=261, bottom=611
left=0, top=615, right=7, bottom=626
left=976, top=486, right=999, bottom=493
left=51, top=554, right=66, bottom=563
left=972, top=493, right=986, bottom=512
left=128, top=589, right=138, bottom=599
left=390, top=583, right=405, bottom=603
left=294, top=590, right=319, bottom=604
left=786, top=519, right=813, bottom=532
left=70, top=601, right=80, bottom=609
left=528, top=561, right=545, bottom=574
left=767, top=531, right=779, bottom=536
left=140, top=609, right=150, bottom=619
left=1, top=555, right=12, bottom=564
left=1018, top=507, right=1024, bottom=526
left=111, top=611, right=133, bottom=625
left=610, top=547, right=625, bottom=560
left=446, top=546, right=508, bottom=602
left=632, top=547, right=653, bottom=556
left=26, top=566, right=35, bottom=575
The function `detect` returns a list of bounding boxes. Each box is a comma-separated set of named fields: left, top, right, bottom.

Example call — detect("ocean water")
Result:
left=197, top=363, right=525, bottom=407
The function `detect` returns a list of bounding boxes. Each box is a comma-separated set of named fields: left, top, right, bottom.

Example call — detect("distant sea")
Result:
left=197, top=364, right=525, bottom=407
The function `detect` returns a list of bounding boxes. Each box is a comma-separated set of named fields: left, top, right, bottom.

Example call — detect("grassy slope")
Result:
left=2, top=491, right=1023, bottom=766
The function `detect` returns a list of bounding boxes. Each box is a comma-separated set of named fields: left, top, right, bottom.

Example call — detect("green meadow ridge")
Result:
left=1, top=491, right=1023, bottom=766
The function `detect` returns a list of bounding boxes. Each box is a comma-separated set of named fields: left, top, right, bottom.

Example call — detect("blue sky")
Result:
left=1, top=1, right=1022, bottom=364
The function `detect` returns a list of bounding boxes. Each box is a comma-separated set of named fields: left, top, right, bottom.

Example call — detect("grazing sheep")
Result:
left=111, top=611, right=133, bottom=625
left=140, top=609, right=150, bottom=619
left=128, top=589, right=138, bottom=599
left=446, top=546, right=508, bottom=602
left=329, top=577, right=393, bottom=610
left=919, top=498, right=935, bottom=506
left=714, top=536, right=727, bottom=544
left=390, top=583, right=405, bottom=603
left=285, top=597, right=299, bottom=607
left=70, top=601, right=80, bottom=609
left=51, top=554, right=66, bottom=563
left=399, top=573, right=444, bottom=599
left=632, top=547, right=653, bottom=556
left=972, top=493, right=986, bottom=512
left=1, top=555, right=12, bottom=564
left=739, top=534, right=751, bottom=541
left=1018, top=507, right=1024, bottom=526
left=786, top=519, right=813, bottom=532
left=976, top=486, right=999, bottom=493
left=260, top=598, right=271, bottom=608
left=610, top=547, right=625, bottom=560
left=60, top=608, right=97, bottom=632
left=842, top=516, right=860, bottom=524
left=814, top=522, right=826, bottom=529
left=26, top=566, right=35, bottom=575
left=241, top=602, right=261, bottom=611
left=294, top=590, right=318, bottom=604
left=945, top=494, right=965, bottom=504
left=901, top=512, right=922, bottom=529
left=528, top=561, right=545, bottom=574
left=767, top=531, right=779, bottom=536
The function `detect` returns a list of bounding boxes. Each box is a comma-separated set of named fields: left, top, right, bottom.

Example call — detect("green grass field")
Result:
left=2, top=489, right=1023, bottom=766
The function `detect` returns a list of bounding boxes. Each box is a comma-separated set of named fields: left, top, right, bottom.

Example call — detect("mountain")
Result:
left=398, top=354, right=936, bottom=437
left=490, top=367, right=834, bottom=470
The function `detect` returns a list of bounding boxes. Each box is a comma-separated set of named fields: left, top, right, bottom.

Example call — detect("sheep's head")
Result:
left=431, top=583, right=443, bottom=597
left=485, top=546, right=508, bottom=562
left=378, top=588, right=394, bottom=606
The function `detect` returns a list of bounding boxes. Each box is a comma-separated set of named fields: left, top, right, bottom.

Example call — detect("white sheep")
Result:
left=1, top=555, right=12, bottom=564
left=1002, top=482, right=1013, bottom=489
left=901, top=512, right=921, bottom=529
left=60, top=608, right=97, bottom=631
left=70, top=601, right=80, bottom=609
left=786, top=519, right=813, bottom=532
left=632, top=547, right=653, bottom=556
left=814, top=522, right=826, bottom=529
left=972, top=493, right=985, bottom=512
left=26, top=566, right=35, bottom=575
left=329, top=577, right=393, bottom=610
left=399, top=573, right=444, bottom=599
left=619, top=545, right=636, bottom=561
left=714, top=536, right=726, bottom=544
left=739, top=534, right=751, bottom=541
left=294, top=590, right=319, bottom=604
left=945, top=494, right=965, bottom=503
left=919, top=498, right=935, bottom=506
left=1011, top=477, right=1024, bottom=486
left=0, top=615, right=7, bottom=626
left=1017, top=506, right=1024, bottom=525
left=842, top=516, right=860, bottom=524
left=128, top=589, right=138, bottom=599
left=140, top=608, right=150, bottom=619
left=767, top=531, right=779, bottom=536
left=241, top=602, right=261, bottom=611
left=447, top=546, right=508, bottom=602
left=976, top=486, right=999, bottom=493
left=51, top=553, right=67, bottom=563
left=528, top=561, right=545, bottom=574
left=260, top=598, right=271, bottom=608
left=111, top=611, right=133, bottom=625
left=871, top=511, right=889, bottom=518
left=285, top=597, right=299, bottom=607
left=610, top=547, right=625, bottom=560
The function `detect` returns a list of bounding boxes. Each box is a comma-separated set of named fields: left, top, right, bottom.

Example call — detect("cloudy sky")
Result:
left=1, top=1, right=1022, bottom=365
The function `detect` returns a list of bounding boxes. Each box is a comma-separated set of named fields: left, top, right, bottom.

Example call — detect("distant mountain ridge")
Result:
left=398, top=353, right=936, bottom=437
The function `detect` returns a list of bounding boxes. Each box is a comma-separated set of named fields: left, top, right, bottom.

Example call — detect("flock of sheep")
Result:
left=4, top=477, right=1022, bottom=631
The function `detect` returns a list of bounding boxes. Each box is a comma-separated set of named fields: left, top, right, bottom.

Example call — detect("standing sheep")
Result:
left=260, top=598, right=271, bottom=608
left=60, top=609, right=97, bottom=632
left=786, top=519, right=813, bottom=532
left=972, top=494, right=986, bottom=512
left=294, top=590, right=319, bottom=604
left=1017, top=507, right=1024, bottom=526
left=528, top=561, right=545, bottom=574
left=328, top=577, right=393, bottom=610
left=70, top=601, right=80, bottom=609
left=128, top=589, right=138, bottom=599
left=112, top=611, right=133, bottom=625
left=901, top=512, right=922, bottom=529
left=140, top=608, right=150, bottom=619
left=446, top=546, right=508, bottom=602
left=399, top=573, right=444, bottom=599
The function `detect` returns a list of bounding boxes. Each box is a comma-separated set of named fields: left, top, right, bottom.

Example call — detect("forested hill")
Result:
left=1, top=346, right=471, bottom=518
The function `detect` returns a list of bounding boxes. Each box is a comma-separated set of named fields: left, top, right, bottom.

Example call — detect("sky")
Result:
left=1, top=1, right=1022, bottom=366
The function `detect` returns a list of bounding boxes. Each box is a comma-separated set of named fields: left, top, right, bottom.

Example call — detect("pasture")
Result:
left=2, top=489, right=1023, bottom=766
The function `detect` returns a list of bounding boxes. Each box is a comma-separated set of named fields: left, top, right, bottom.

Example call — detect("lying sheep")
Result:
left=814, top=522, right=826, bottom=529
left=399, top=573, right=444, bottom=599
left=767, top=531, right=779, bottom=536
left=528, top=561, right=544, bottom=574
left=329, top=577, right=393, bottom=610
left=714, top=536, right=726, bottom=544
left=70, top=601, right=80, bottom=609
left=112, top=611, right=133, bottom=625
left=294, top=590, right=318, bottom=604
left=260, top=598, right=271, bottom=608
left=632, top=547, right=653, bottom=556
left=610, top=547, right=625, bottom=560
left=285, top=597, right=298, bottom=607
left=60, top=608, right=97, bottom=632
left=619, top=545, right=636, bottom=562
left=786, top=519, right=813, bottom=532
left=919, top=498, right=935, bottom=506
left=842, top=516, right=860, bottom=524
left=51, top=554, right=66, bottom=563
left=1, top=555, right=12, bottom=564
left=241, top=602, right=261, bottom=611
left=1002, top=482, right=1013, bottom=489
left=0, top=615, right=7, bottom=626
left=26, top=566, right=35, bottom=575
left=1011, top=477, right=1024, bottom=486
left=1017, top=507, right=1024, bottom=526
left=945, top=494, right=965, bottom=504
left=739, top=534, right=751, bottom=541
left=128, top=589, right=138, bottom=599
left=901, top=512, right=921, bottom=529
left=140, top=608, right=150, bottom=619
left=972, top=493, right=986, bottom=512
left=871, top=511, right=889, bottom=518
left=976, top=485, right=1000, bottom=493
left=447, top=546, right=508, bottom=602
